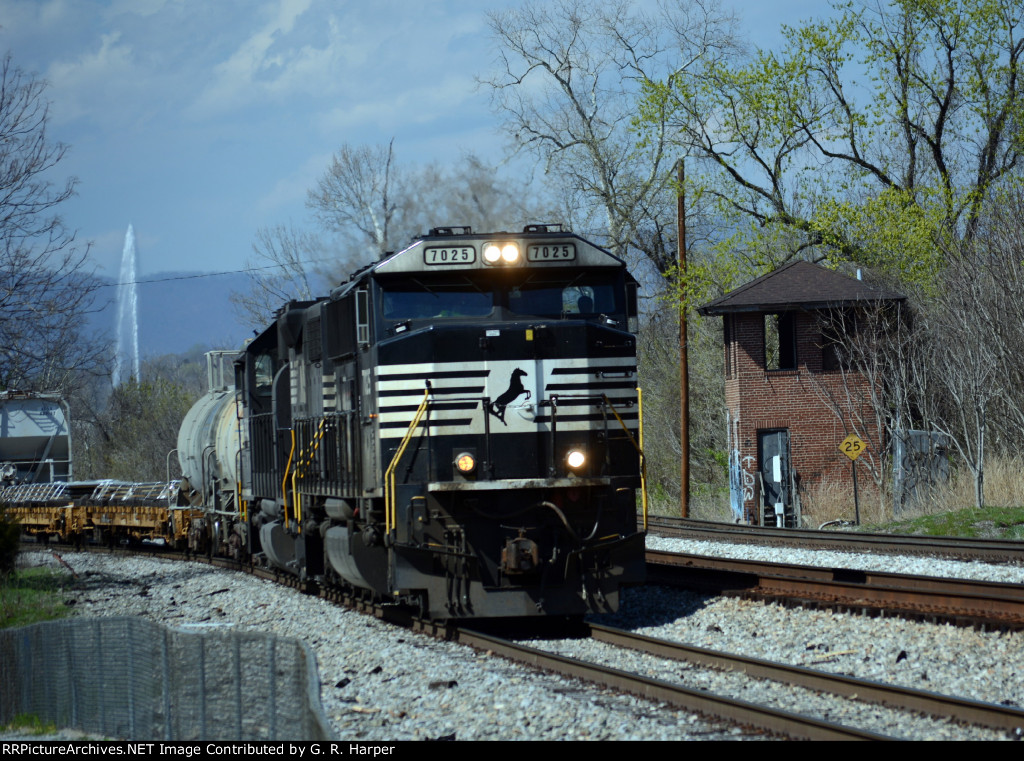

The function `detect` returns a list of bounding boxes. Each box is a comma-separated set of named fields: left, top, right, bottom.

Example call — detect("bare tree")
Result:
left=966, top=186, right=1024, bottom=449
left=233, top=144, right=552, bottom=330
left=233, top=141, right=404, bottom=330
left=638, top=307, right=727, bottom=515
left=0, top=54, right=102, bottom=394
left=308, top=139, right=404, bottom=259
left=310, top=144, right=548, bottom=255
left=929, top=273, right=997, bottom=507
left=813, top=243, right=1015, bottom=511
left=811, top=302, right=918, bottom=510
left=405, top=153, right=550, bottom=236
left=482, top=0, right=739, bottom=271
left=229, top=224, right=326, bottom=328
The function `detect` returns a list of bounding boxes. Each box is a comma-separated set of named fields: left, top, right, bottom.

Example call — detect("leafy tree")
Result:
left=85, top=378, right=197, bottom=482
left=72, top=351, right=209, bottom=482
left=637, top=308, right=728, bottom=516
left=0, top=54, right=103, bottom=393
left=643, top=0, right=1024, bottom=290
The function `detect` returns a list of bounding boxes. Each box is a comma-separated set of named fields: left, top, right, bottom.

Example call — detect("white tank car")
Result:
left=176, top=352, right=241, bottom=511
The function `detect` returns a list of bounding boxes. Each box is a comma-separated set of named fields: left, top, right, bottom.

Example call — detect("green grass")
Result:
left=2, top=714, right=58, bottom=736
left=863, top=505, right=1024, bottom=539
left=0, top=566, right=73, bottom=629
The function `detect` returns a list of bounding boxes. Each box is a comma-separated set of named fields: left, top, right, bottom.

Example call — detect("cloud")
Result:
left=45, top=31, right=141, bottom=124
left=252, top=149, right=333, bottom=215
left=188, top=0, right=331, bottom=118
left=188, top=1, right=488, bottom=124
left=104, top=0, right=171, bottom=19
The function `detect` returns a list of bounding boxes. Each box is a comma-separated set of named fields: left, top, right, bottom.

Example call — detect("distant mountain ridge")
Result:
left=91, top=270, right=256, bottom=358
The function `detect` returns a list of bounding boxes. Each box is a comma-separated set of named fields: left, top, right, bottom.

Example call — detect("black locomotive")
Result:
left=233, top=225, right=647, bottom=617
left=2, top=225, right=647, bottom=619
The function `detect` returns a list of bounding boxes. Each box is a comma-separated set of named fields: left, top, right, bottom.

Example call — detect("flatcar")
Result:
left=0, top=390, right=195, bottom=545
left=222, top=224, right=647, bottom=618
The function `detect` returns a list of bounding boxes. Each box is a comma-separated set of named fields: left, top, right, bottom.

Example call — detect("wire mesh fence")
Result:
left=0, top=616, right=333, bottom=740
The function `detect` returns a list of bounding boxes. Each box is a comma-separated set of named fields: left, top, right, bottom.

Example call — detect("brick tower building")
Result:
left=699, top=261, right=904, bottom=526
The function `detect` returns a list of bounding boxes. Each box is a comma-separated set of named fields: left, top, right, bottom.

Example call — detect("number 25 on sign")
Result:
left=840, top=433, right=866, bottom=461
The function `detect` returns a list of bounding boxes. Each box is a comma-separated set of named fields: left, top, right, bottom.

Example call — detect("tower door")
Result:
left=758, top=429, right=795, bottom=527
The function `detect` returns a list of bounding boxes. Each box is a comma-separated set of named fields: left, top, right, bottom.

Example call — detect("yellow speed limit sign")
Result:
left=840, top=433, right=867, bottom=461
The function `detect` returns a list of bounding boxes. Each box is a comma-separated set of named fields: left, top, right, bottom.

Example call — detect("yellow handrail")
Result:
left=603, top=390, right=648, bottom=531
left=290, top=418, right=327, bottom=532
left=638, top=387, right=647, bottom=531
left=281, top=429, right=296, bottom=529
left=384, top=389, right=431, bottom=535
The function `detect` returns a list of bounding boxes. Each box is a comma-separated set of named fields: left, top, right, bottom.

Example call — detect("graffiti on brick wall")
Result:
left=728, top=450, right=758, bottom=522
left=741, top=455, right=756, bottom=502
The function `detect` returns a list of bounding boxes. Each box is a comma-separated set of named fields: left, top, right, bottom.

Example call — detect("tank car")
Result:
left=228, top=225, right=647, bottom=618
left=176, top=350, right=245, bottom=557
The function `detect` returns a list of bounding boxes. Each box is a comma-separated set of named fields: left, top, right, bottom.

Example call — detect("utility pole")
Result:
left=678, top=159, right=690, bottom=518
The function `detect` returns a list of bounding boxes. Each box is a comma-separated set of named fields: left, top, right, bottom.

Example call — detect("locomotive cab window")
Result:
left=254, top=353, right=274, bottom=394
left=506, top=273, right=622, bottom=320
left=380, top=278, right=494, bottom=321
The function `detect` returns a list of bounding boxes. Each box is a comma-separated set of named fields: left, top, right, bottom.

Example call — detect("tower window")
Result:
left=764, top=312, right=796, bottom=370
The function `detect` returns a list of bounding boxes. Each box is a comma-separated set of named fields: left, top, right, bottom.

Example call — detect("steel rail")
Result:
left=452, top=627, right=891, bottom=741
left=589, top=624, right=1024, bottom=734
left=647, top=550, right=1024, bottom=629
left=44, top=543, right=1012, bottom=739
left=646, top=516, right=1024, bottom=563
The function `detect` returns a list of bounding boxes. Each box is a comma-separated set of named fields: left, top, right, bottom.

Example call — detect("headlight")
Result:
left=455, top=452, right=477, bottom=474
left=483, top=242, right=520, bottom=265
left=566, top=449, right=586, bottom=470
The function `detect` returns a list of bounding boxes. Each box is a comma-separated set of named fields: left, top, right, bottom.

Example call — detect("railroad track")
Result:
left=31, top=546, right=1024, bottom=741
left=446, top=623, right=1024, bottom=740
left=140, top=548, right=1024, bottom=738
left=51, top=537, right=1024, bottom=631
left=647, top=549, right=1024, bottom=630
left=585, top=624, right=1024, bottom=735
left=646, top=516, right=1024, bottom=563
left=449, top=626, right=887, bottom=740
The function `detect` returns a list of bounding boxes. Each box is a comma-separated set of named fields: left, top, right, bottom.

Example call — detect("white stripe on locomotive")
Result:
left=375, top=357, right=638, bottom=438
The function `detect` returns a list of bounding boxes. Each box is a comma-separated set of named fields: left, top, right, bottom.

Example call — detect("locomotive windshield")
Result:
left=381, top=278, right=493, bottom=320
left=506, top=275, right=619, bottom=317
left=378, top=271, right=623, bottom=323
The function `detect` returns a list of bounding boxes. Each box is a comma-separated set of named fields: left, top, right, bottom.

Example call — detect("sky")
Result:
left=0, top=0, right=832, bottom=280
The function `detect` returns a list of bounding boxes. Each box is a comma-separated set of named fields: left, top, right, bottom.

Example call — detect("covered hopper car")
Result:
left=0, top=391, right=72, bottom=486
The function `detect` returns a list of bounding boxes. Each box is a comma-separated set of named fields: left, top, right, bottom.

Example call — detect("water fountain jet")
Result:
left=113, top=223, right=140, bottom=387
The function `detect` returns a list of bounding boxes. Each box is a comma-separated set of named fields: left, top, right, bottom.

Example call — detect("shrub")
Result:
left=0, top=504, right=20, bottom=577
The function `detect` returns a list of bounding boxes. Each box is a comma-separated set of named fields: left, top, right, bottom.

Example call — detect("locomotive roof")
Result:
left=331, top=227, right=626, bottom=299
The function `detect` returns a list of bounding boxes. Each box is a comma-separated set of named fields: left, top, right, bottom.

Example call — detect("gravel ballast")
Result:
left=15, top=538, right=1024, bottom=741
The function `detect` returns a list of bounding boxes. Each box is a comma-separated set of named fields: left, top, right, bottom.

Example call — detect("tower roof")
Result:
left=698, top=260, right=905, bottom=315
